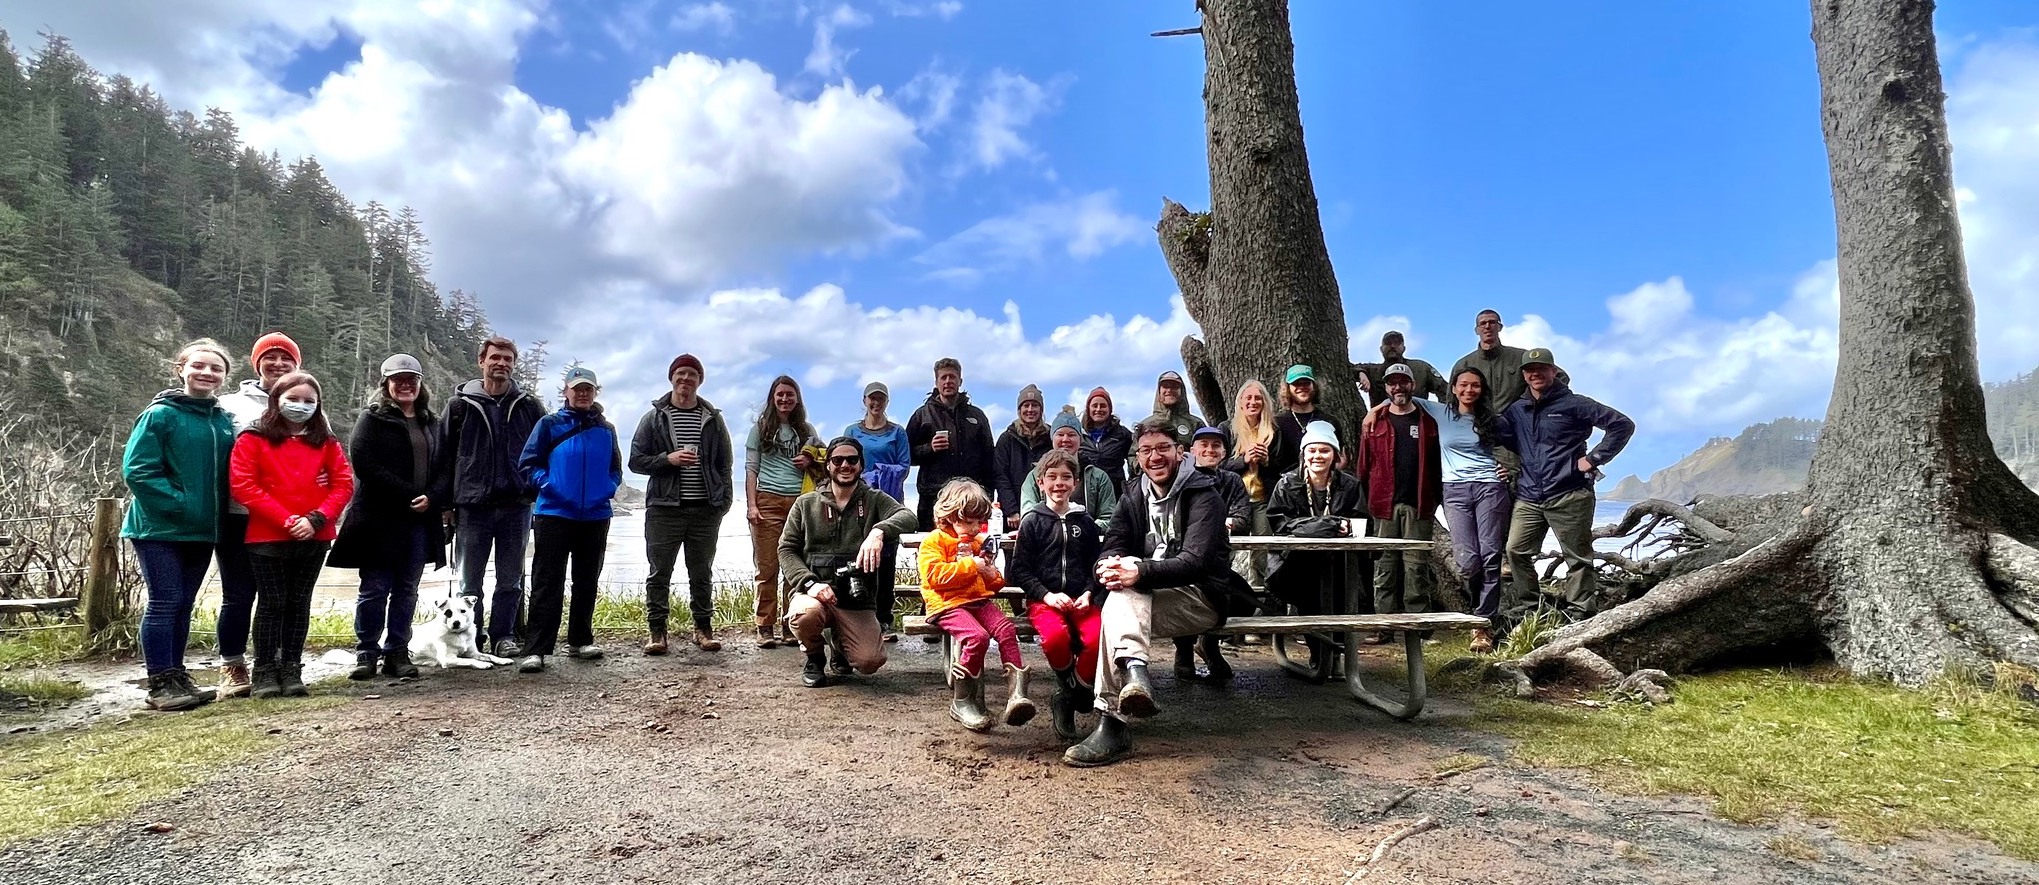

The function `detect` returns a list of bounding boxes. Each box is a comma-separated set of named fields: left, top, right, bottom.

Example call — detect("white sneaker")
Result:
left=565, top=644, right=604, bottom=660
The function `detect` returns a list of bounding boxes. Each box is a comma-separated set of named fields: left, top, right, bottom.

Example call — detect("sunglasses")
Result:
left=827, top=455, right=863, bottom=466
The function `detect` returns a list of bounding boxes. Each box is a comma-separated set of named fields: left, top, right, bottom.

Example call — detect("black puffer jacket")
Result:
left=1262, top=468, right=1366, bottom=609
left=1100, top=466, right=1257, bottom=620
left=1008, top=502, right=1104, bottom=606
left=906, top=391, right=996, bottom=497
left=329, top=405, right=452, bottom=570
left=1080, top=418, right=1135, bottom=494
left=992, top=421, right=1052, bottom=518
left=444, top=379, right=545, bottom=507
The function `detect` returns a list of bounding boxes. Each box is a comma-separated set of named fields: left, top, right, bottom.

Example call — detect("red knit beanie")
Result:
left=250, top=332, right=301, bottom=367
left=669, top=353, right=704, bottom=378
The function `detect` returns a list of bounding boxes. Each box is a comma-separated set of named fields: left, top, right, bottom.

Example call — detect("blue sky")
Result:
left=12, top=0, right=2039, bottom=487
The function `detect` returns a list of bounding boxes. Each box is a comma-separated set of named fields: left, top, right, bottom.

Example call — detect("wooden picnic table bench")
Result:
left=894, top=533, right=1478, bottom=720
left=0, top=597, right=80, bottom=626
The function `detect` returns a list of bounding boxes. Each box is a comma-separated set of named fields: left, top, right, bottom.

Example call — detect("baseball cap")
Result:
left=1191, top=426, right=1227, bottom=443
left=862, top=381, right=889, bottom=399
left=1158, top=370, right=1184, bottom=385
left=564, top=366, right=599, bottom=388
left=379, top=353, right=424, bottom=378
left=1382, top=363, right=1413, bottom=381
left=1521, top=348, right=1557, bottom=368
left=1284, top=364, right=1315, bottom=384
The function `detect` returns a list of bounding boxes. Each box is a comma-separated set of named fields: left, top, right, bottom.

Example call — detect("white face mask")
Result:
left=280, top=401, right=318, bottom=424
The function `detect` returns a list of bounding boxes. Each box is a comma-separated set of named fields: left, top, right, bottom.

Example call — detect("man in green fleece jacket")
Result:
left=779, top=436, right=920, bottom=687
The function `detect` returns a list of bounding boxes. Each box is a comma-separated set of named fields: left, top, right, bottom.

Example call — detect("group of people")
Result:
left=117, top=306, right=1633, bottom=768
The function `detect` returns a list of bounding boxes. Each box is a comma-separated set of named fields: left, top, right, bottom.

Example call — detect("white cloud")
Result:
left=803, top=3, right=872, bottom=79
left=898, top=64, right=961, bottom=130
left=964, top=69, right=1062, bottom=172
left=671, top=2, right=736, bottom=34
left=1947, top=36, right=2039, bottom=380
left=882, top=1, right=963, bottom=19
left=915, top=190, right=1145, bottom=282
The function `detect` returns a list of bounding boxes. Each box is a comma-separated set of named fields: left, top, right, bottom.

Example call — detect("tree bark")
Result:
left=1155, top=0, right=1361, bottom=440
left=1181, top=335, right=1230, bottom=426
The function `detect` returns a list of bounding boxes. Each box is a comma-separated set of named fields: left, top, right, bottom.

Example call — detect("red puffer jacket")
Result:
left=229, top=431, right=355, bottom=543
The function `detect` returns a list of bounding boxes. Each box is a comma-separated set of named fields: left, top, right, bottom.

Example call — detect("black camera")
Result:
left=806, top=554, right=872, bottom=604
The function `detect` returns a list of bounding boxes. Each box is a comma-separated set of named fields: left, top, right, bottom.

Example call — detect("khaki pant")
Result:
left=787, top=594, right=887, bottom=674
left=749, top=491, right=797, bottom=629
left=1504, top=488, right=1598, bottom=622
left=1371, top=503, right=1435, bottom=615
left=1093, top=586, right=1220, bottom=718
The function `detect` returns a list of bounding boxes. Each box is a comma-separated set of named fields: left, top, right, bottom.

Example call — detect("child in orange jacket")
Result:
left=917, top=479, right=1035, bottom=732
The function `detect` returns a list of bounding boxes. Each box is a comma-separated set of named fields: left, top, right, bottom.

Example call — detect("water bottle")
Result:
left=988, top=503, right=1007, bottom=572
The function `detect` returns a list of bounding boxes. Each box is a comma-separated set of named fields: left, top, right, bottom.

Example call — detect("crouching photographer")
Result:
left=779, top=437, right=920, bottom=687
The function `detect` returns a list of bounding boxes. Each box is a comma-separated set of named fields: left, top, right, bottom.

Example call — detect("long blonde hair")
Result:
left=1231, top=379, right=1277, bottom=499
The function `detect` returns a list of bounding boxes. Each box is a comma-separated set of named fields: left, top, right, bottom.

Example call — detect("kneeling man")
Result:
left=779, top=437, right=919, bottom=687
left=1065, top=420, right=1255, bottom=767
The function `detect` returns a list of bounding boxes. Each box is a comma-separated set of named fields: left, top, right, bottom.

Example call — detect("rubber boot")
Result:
left=1050, top=666, right=1082, bottom=740
left=1116, top=660, right=1158, bottom=719
left=949, top=670, right=994, bottom=732
left=250, top=664, right=285, bottom=700
left=1062, top=714, right=1132, bottom=767
left=349, top=651, right=379, bottom=681
left=1001, top=663, right=1037, bottom=727
left=279, top=662, right=309, bottom=697
left=1198, top=635, right=1233, bottom=682
left=382, top=649, right=420, bottom=679
left=1172, top=636, right=1199, bottom=680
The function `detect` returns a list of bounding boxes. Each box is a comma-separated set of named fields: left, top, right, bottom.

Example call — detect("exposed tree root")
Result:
left=1595, top=498, right=1734, bottom=545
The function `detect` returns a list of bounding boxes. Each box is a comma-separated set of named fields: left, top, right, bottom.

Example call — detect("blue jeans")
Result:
left=457, top=504, right=531, bottom=645
left=214, top=512, right=258, bottom=663
left=356, top=523, right=430, bottom=654
left=132, top=539, right=213, bottom=675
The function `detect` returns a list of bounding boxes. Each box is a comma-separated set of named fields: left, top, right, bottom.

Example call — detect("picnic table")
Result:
left=896, top=532, right=1484, bottom=719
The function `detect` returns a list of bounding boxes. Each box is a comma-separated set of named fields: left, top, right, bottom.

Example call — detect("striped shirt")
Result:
left=666, top=402, right=709, bottom=502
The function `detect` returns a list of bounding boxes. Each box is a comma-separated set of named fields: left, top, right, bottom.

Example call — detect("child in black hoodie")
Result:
left=1008, top=449, right=1106, bottom=741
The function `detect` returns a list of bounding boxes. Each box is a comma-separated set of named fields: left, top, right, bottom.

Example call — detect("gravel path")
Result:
left=6, top=639, right=2035, bottom=884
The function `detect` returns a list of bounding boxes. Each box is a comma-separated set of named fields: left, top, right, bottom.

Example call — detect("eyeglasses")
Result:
left=827, top=456, right=862, bottom=466
left=1134, top=446, right=1175, bottom=457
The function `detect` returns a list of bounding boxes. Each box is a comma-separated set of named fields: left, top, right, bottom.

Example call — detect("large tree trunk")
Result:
left=1156, top=0, right=1362, bottom=441
left=1497, top=0, right=2039, bottom=694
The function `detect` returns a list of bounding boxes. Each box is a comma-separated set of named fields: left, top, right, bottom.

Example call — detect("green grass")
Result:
left=0, top=673, right=88, bottom=704
left=0, top=627, right=88, bottom=668
left=1470, top=666, right=2039, bottom=858
left=0, top=695, right=346, bottom=843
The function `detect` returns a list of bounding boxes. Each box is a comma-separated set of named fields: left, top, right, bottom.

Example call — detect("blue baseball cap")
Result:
left=564, top=366, right=599, bottom=389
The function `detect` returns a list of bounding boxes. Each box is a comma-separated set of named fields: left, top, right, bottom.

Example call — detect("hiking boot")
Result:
left=882, top=631, right=899, bottom=644
left=382, top=649, right=419, bottom=679
left=1469, top=628, right=1495, bottom=654
left=1001, top=663, right=1037, bottom=727
left=249, top=665, right=285, bottom=700
left=1062, top=714, right=1132, bottom=767
left=494, top=638, right=524, bottom=657
left=802, top=652, right=829, bottom=688
left=278, top=663, right=309, bottom=697
left=779, top=623, right=798, bottom=646
left=170, top=668, right=217, bottom=705
left=217, top=662, right=253, bottom=700
left=1172, top=638, right=1199, bottom=680
left=564, top=644, right=604, bottom=660
left=693, top=628, right=722, bottom=652
left=1363, top=632, right=1394, bottom=645
left=144, top=671, right=204, bottom=712
left=1050, top=667, right=1083, bottom=741
left=948, top=670, right=995, bottom=732
left=1116, top=661, right=1158, bottom=719
left=755, top=626, right=779, bottom=649
left=1198, top=635, right=1234, bottom=682
left=517, top=655, right=546, bottom=673
left=348, top=652, right=379, bottom=681
left=644, top=630, right=670, bottom=656
left=828, top=640, right=852, bottom=677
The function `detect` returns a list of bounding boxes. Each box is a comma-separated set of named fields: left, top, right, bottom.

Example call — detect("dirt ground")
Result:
left=5, top=639, right=2036, bottom=885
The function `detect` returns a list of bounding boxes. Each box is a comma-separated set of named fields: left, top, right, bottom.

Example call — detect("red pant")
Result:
left=1026, top=600, right=1101, bottom=683
left=930, top=599, right=1024, bottom=677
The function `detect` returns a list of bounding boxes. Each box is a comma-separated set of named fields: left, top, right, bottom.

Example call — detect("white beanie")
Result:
left=1300, top=421, right=1340, bottom=452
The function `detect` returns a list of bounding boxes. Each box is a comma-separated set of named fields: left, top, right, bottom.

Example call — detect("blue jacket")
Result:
left=842, top=421, right=910, bottom=501
left=1497, top=385, right=1635, bottom=504
left=520, top=405, right=624, bottom=521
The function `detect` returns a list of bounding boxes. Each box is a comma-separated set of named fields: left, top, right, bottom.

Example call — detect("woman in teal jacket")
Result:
left=121, top=338, right=238, bottom=711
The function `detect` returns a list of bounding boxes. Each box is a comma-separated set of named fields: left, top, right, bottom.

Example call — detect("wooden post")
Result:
left=83, top=497, right=120, bottom=642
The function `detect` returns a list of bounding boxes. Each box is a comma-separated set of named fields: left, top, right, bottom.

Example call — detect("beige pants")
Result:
left=1092, top=586, right=1220, bottom=717
left=749, top=491, right=797, bottom=628
left=787, top=595, right=887, bottom=674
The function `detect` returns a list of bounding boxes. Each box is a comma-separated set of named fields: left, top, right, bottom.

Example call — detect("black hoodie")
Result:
left=906, top=389, right=996, bottom=499
left=1009, top=500, right=1104, bottom=606
left=1100, top=463, right=1257, bottom=620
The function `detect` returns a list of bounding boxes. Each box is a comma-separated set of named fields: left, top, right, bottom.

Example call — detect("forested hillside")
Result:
left=0, top=31, right=518, bottom=442
left=1986, top=369, right=2039, bottom=484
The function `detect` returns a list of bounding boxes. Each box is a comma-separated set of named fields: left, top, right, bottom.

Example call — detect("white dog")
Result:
left=410, top=593, right=514, bottom=669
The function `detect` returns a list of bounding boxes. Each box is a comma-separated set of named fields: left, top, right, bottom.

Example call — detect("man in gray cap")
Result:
left=1496, top=348, right=1634, bottom=626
